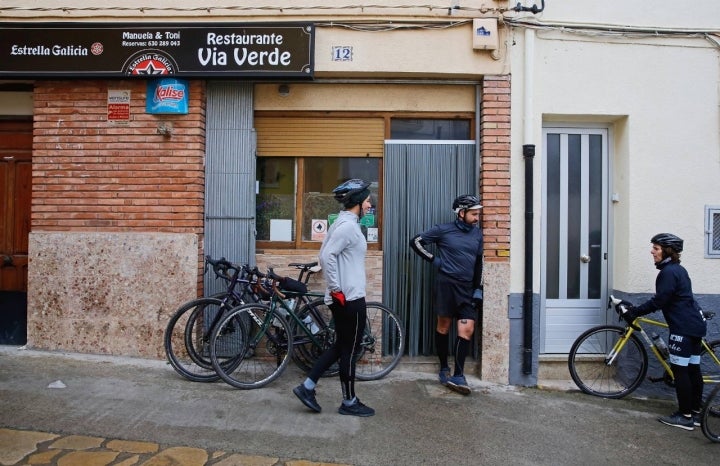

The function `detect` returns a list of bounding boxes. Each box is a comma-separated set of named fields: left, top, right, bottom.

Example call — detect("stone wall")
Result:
left=27, top=232, right=198, bottom=358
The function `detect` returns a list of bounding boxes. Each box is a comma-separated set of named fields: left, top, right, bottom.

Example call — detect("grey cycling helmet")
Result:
left=452, top=194, right=482, bottom=214
left=651, top=233, right=683, bottom=252
left=333, top=178, right=371, bottom=208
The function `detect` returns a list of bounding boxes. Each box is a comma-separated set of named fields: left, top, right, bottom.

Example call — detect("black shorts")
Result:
left=668, top=333, right=702, bottom=366
left=433, top=273, right=476, bottom=321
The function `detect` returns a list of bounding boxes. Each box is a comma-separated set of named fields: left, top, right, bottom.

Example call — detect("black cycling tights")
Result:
left=672, top=363, right=703, bottom=414
left=309, top=297, right=367, bottom=401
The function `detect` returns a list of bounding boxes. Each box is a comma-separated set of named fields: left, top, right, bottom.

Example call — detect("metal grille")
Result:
left=709, top=207, right=720, bottom=257
left=383, top=142, right=477, bottom=356
left=205, top=82, right=256, bottom=296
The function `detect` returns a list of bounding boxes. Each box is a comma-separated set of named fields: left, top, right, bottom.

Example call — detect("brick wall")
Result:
left=480, top=75, right=511, bottom=262
left=32, top=80, right=206, bottom=235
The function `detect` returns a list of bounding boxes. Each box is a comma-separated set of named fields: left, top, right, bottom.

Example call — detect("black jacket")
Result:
left=410, top=219, right=483, bottom=289
left=634, top=259, right=706, bottom=337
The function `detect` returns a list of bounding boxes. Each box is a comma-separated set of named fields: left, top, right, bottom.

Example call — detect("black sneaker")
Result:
left=338, top=399, right=375, bottom=417
left=692, top=410, right=701, bottom=427
left=293, top=384, right=321, bottom=413
left=658, top=412, right=694, bottom=431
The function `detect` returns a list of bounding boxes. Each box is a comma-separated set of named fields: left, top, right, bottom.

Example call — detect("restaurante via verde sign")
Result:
left=0, top=22, right=314, bottom=78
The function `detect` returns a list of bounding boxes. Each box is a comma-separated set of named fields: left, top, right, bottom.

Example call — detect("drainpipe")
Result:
left=522, top=27, right=536, bottom=375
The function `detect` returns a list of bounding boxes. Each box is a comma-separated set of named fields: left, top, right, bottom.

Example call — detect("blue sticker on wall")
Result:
left=146, top=78, right=189, bottom=114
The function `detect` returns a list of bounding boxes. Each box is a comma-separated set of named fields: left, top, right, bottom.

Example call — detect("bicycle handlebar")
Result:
left=205, top=256, right=253, bottom=282
left=610, top=294, right=714, bottom=324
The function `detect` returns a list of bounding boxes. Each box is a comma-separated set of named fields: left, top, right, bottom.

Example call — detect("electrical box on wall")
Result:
left=472, top=18, right=498, bottom=51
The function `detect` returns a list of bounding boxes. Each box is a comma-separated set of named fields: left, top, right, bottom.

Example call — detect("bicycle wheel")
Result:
left=210, top=303, right=293, bottom=389
left=701, top=340, right=720, bottom=384
left=568, top=325, right=648, bottom=398
left=164, top=297, right=243, bottom=382
left=701, top=383, right=720, bottom=442
left=290, top=298, right=339, bottom=377
left=355, top=302, right=405, bottom=381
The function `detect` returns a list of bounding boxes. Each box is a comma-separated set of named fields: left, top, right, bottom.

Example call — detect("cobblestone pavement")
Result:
left=0, top=428, right=348, bottom=465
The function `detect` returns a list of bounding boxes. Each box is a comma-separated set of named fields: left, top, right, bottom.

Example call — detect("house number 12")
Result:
left=332, top=46, right=353, bottom=61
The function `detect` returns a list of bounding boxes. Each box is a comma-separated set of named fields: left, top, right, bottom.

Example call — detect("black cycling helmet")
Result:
left=651, top=233, right=683, bottom=252
left=333, top=178, right=371, bottom=208
left=452, top=194, right=482, bottom=214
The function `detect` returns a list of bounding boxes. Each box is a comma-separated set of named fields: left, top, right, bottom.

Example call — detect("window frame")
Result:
left=254, top=111, right=474, bottom=251
left=705, top=205, right=720, bottom=258
left=255, top=157, right=384, bottom=251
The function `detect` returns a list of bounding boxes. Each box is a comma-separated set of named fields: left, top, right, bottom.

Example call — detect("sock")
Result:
left=342, top=396, right=357, bottom=406
left=436, top=331, right=449, bottom=369
left=303, top=378, right=316, bottom=390
left=453, top=336, right=470, bottom=377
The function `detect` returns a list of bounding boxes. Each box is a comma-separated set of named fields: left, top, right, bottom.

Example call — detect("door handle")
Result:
left=580, top=254, right=591, bottom=263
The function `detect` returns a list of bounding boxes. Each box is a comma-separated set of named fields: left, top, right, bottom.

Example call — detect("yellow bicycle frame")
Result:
left=609, top=316, right=720, bottom=384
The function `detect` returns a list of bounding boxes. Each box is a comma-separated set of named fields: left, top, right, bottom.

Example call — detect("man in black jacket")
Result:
left=623, top=233, right=707, bottom=430
left=410, top=194, right=483, bottom=395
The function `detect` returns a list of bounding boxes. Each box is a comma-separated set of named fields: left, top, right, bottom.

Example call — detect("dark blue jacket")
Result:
left=634, top=260, right=706, bottom=337
left=410, top=219, right=483, bottom=289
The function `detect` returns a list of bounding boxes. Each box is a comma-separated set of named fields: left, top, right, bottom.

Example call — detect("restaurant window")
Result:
left=390, top=118, right=471, bottom=140
left=256, top=157, right=380, bottom=248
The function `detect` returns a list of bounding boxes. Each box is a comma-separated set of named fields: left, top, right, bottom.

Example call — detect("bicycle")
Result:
left=209, top=268, right=404, bottom=389
left=568, top=295, right=720, bottom=399
left=163, top=257, right=267, bottom=382
left=701, top=383, right=720, bottom=442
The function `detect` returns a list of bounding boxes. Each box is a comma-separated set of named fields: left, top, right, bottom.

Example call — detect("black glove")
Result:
left=620, top=304, right=640, bottom=330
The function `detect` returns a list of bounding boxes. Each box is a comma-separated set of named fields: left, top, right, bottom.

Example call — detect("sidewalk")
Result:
left=1, top=427, right=325, bottom=466
left=0, top=346, right=717, bottom=465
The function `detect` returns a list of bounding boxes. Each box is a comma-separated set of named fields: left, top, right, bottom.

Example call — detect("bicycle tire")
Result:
left=290, top=298, right=339, bottom=377
left=568, top=325, right=648, bottom=398
left=355, top=302, right=405, bottom=381
left=210, top=303, right=293, bottom=389
left=701, top=339, right=720, bottom=385
left=701, top=383, right=720, bottom=442
left=164, top=297, right=243, bottom=382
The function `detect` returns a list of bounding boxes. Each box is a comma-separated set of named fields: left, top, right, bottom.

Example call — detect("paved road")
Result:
left=0, top=347, right=717, bottom=465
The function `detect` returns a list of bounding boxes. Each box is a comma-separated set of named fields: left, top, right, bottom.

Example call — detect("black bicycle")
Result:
left=209, top=268, right=404, bottom=389
left=163, top=256, right=267, bottom=382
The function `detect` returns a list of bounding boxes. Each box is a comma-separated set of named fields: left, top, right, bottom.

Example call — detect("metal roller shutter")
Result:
left=255, top=117, right=384, bottom=157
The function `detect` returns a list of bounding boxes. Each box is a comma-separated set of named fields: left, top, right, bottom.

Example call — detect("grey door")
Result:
left=541, top=128, right=609, bottom=353
left=205, top=82, right=256, bottom=296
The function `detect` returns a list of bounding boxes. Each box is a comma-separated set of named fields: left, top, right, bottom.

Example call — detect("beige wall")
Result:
left=313, top=23, right=506, bottom=79
left=255, top=83, right=477, bottom=112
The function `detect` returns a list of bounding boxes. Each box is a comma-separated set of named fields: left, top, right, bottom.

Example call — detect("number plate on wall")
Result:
left=332, top=46, right=353, bottom=61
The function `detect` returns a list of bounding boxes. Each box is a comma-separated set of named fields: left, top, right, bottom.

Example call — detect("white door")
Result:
left=541, top=128, right=609, bottom=353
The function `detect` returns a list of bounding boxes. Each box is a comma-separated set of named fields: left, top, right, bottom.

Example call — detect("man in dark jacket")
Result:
left=410, top=194, right=483, bottom=395
left=623, top=233, right=707, bottom=430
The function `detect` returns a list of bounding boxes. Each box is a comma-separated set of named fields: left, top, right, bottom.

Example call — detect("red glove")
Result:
left=330, top=290, right=346, bottom=307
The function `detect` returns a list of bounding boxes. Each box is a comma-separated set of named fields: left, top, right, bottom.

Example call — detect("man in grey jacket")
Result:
left=293, top=179, right=375, bottom=417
